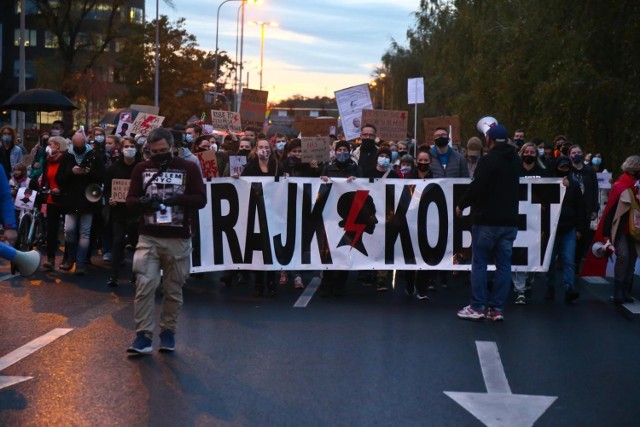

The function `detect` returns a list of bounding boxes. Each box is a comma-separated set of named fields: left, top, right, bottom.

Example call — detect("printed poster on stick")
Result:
left=240, top=89, right=269, bottom=129
left=111, top=179, right=131, bottom=203
left=211, top=110, right=242, bottom=132
left=361, top=109, right=408, bottom=142
left=423, top=115, right=461, bottom=146
left=335, top=84, right=373, bottom=141
left=195, top=150, right=219, bottom=178
left=300, top=137, right=331, bottom=163
left=130, top=113, right=165, bottom=136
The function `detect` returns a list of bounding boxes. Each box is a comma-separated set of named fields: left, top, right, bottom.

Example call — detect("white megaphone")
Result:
left=0, top=242, right=40, bottom=277
left=85, top=183, right=103, bottom=203
left=476, top=116, right=498, bottom=136
left=592, top=240, right=615, bottom=258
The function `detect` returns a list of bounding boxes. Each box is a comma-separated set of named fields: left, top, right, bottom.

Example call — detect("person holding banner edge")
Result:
left=455, top=124, right=520, bottom=321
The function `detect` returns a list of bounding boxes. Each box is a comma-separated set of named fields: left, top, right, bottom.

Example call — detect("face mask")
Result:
left=94, top=135, right=105, bottom=143
left=211, top=143, right=218, bottom=152
left=73, top=145, right=87, bottom=154
left=522, top=155, right=536, bottom=165
left=51, top=129, right=62, bottom=136
left=46, top=146, right=53, bottom=156
left=514, top=138, right=524, bottom=147
left=276, top=142, right=286, bottom=151
left=258, top=148, right=270, bottom=160
left=398, top=150, right=407, bottom=157
left=400, top=166, right=412, bottom=175
left=417, top=163, right=430, bottom=172
left=237, top=149, right=250, bottom=156
left=435, top=136, right=449, bottom=148
left=123, top=147, right=137, bottom=158
left=151, top=151, right=172, bottom=166
left=570, top=154, right=583, bottom=164
left=336, top=152, right=350, bottom=163
left=538, top=148, right=545, bottom=156
left=105, top=145, right=113, bottom=153
left=591, top=157, right=602, bottom=166
left=391, top=152, right=398, bottom=162
left=185, top=134, right=194, bottom=144
left=377, top=157, right=391, bottom=169
left=360, top=138, right=376, bottom=148
left=2, top=135, right=12, bottom=144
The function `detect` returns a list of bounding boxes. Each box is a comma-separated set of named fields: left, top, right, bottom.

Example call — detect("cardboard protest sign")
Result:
left=335, top=84, right=373, bottom=141
left=240, top=89, right=268, bottom=130
left=423, top=115, right=461, bottom=146
left=195, top=150, right=219, bottom=179
left=294, top=117, right=338, bottom=137
left=14, top=187, right=36, bottom=210
left=19, top=154, right=34, bottom=167
left=111, top=179, right=131, bottom=203
left=300, top=137, right=331, bottom=163
left=361, top=109, right=408, bottom=142
left=211, top=110, right=243, bottom=133
left=130, top=112, right=165, bottom=137
left=229, top=155, right=247, bottom=177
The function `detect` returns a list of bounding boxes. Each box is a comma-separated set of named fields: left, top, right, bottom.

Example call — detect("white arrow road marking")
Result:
left=0, top=328, right=73, bottom=390
left=293, top=276, right=321, bottom=308
left=444, top=341, right=557, bottom=427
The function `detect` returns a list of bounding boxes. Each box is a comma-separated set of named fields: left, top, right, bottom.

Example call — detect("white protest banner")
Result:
left=335, top=84, right=373, bottom=141
left=240, top=88, right=269, bottom=130
left=229, top=155, right=247, bottom=177
left=130, top=112, right=165, bottom=136
left=300, top=136, right=331, bottom=163
left=195, top=150, right=219, bottom=178
left=361, top=109, right=409, bottom=142
left=111, top=179, right=131, bottom=203
left=14, top=187, right=36, bottom=211
left=408, top=77, right=425, bottom=104
left=211, top=110, right=242, bottom=132
left=190, top=177, right=566, bottom=273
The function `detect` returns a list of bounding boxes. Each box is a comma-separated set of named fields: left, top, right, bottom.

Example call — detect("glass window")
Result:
left=16, top=0, right=38, bottom=14
left=14, top=29, right=37, bottom=47
left=87, top=3, right=112, bottom=20
left=14, top=60, right=36, bottom=79
left=45, top=31, right=59, bottom=48
left=130, top=7, right=144, bottom=24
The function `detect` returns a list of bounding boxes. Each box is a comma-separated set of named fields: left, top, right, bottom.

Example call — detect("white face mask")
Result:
left=46, top=146, right=53, bottom=156
left=258, top=148, right=270, bottom=160
left=211, top=143, right=218, bottom=152
left=123, top=147, right=137, bottom=158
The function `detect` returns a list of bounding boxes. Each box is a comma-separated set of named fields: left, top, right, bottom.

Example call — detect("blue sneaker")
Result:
left=159, top=330, right=175, bottom=352
left=127, top=331, right=152, bottom=354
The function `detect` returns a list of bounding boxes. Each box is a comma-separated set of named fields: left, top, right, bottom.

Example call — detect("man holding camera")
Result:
left=125, top=128, right=206, bottom=354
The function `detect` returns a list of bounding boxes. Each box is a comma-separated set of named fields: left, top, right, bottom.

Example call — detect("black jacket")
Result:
left=570, top=164, right=599, bottom=219
left=56, top=146, right=105, bottom=213
left=458, top=144, right=520, bottom=227
left=557, top=176, right=587, bottom=234
left=321, top=159, right=362, bottom=178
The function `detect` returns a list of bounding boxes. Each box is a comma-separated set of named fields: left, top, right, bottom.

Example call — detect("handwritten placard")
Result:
left=361, top=109, right=409, bottom=142
left=195, top=150, right=219, bottom=179
left=229, top=155, right=247, bottom=177
left=423, top=115, right=461, bottom=146
left=240, top=88, right=269, bottom=130
left=111, top=179, right=131, bottom=203
left=294, top=117, right=338, bottom=137
left=301, top=137, right=331, bottom=163
left=211, top=110, right=242, bottom=133
left=130, top=112, right=165, bottom=137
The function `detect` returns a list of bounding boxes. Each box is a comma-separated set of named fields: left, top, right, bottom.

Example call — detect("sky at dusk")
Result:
left=146, top=0, right=419, bottom=101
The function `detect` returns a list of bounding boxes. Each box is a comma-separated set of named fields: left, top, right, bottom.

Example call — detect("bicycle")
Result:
left=15, top=188, right=50, bottom=252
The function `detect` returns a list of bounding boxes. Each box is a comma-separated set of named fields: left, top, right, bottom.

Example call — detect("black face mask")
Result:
left=151, top=151, right=172, bottom=167
left=417, top=163, right=430, bottom=172
left=514, top=138, right=525, bottom=148
left=398, top=150, right=408, bottom=157
left=73, top=145, right=87, bottom=154
left=360, top=139, right=376, bottom=152
left=435, top=137, right=449, bottom=148
left=237, top=149, right=250, bottom=157
left=522, top=155, right=536, bottom=165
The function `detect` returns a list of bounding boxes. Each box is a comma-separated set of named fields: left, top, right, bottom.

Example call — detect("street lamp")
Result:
left=214, top=0, right=263, bottom=103
left=250, top=21, right=278, bottom=91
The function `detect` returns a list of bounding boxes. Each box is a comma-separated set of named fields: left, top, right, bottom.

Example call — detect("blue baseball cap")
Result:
left=486, top=125, right=509, bottom=142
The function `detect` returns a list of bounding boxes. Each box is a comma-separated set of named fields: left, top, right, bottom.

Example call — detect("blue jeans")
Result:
left=470, top=225, right=518, bottom=312
left=546, top=228, right=576, bottom=290
left=64, top=213, right=93, bottom=266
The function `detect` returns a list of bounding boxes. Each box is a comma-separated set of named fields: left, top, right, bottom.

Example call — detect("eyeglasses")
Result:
left=361, top=133, right=375, bottom=138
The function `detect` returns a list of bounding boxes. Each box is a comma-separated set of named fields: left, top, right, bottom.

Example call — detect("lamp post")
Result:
left=250, top=21, right=278, bottom=91
left=154, top=0, right=159, bottom=108
left=214, top=0, right=263, bottom=105
left=379, top=72, right=386, bottom=109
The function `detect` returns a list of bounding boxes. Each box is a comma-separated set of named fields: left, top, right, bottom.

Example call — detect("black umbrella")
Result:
left=1, top=88, right=77, bottom=112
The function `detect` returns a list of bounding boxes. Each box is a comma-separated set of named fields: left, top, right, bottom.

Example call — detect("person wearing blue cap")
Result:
left=455, top=124, right=521, bottom=321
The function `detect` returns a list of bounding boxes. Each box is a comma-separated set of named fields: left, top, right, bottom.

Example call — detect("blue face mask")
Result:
left=391, top=152, right=398, bottom=162
left=276, top=142, right=286, bottom=151
left=185, top=134, right=194, bottom=144
left=2, top=135, right=12, bottom=144
left=400, top=166, right=412, bottom=175
left=377, top=156, right=391, bottom=169
left=336, top=152, right=350, bottom=162
left=591, top=157, right=602, bottom=166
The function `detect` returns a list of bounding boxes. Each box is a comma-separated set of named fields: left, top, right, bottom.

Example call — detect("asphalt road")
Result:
left=1, top=256, right=639, bottom=427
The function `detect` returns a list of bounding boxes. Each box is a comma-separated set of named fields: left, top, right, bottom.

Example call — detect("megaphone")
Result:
left=476, top=116, right=498, bottom=135
left=592, top=240, right=615, bottom=258
left=85, top=183, right=103, bottom=203
left=0, top=242, right=40, bottom=277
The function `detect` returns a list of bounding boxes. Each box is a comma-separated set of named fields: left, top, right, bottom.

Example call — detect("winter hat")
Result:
left=466, top=137, right=483, bottom=156
left=335, top=140, right=351, bottom=152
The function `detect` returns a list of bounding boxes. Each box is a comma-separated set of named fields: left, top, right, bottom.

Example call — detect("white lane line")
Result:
left=0, top=273, right=20, bottom=282
left=583, top=276, right=610, bottom=284
left=476, top=341, right=511, bottom=394
left=0, top=328, right=73, bottom=372
left=293, top=276, right=321, bottom=308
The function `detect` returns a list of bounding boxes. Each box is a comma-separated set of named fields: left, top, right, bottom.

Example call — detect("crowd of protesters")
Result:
left=1, top=116, right=638, bottom=351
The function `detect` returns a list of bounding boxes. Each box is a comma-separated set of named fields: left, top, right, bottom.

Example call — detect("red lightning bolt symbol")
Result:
left=140, top=115, right=155, bottom=129
left=344, top=190, right=370, bottom=250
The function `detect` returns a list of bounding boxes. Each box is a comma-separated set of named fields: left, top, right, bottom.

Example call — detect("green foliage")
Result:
left=382, top=0, right=640, bottom=169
